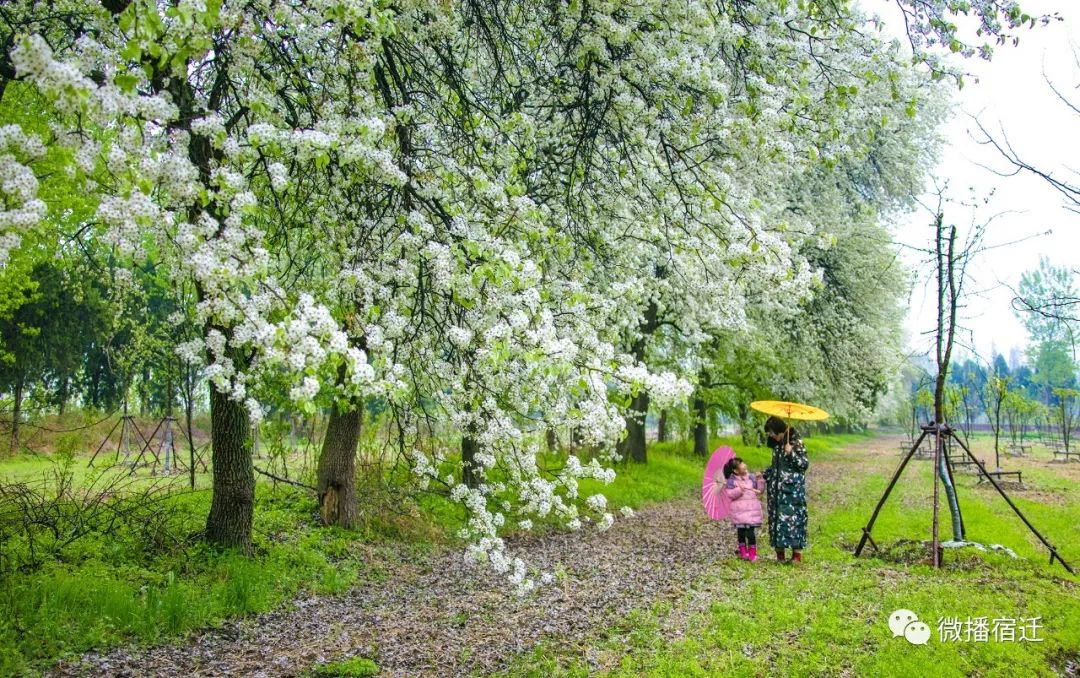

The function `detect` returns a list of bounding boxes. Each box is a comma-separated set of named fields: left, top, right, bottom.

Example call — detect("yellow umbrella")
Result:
left=749, top=400, right=830, bottom=422
left=750, top=400, right=829, bottom=448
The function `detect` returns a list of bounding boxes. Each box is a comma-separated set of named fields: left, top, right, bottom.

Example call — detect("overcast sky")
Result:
left=863, top=0, right=1080, bottom=366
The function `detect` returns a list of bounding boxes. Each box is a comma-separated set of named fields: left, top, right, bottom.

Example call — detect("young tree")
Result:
left=1051, top=387, right=1079, bottom=453
left=1014, top=257, right=1078, bottom=358
left=1029, top=340, right=1076, bottom=405
left=982, top=375, right=1011, bottom=470
left=1002, top=388, right=1035, bottom=447
left=0, top=263, right=47, bottom=454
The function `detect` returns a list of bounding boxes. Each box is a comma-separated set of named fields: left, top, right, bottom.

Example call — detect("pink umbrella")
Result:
left=702, top=446, right=736, bottom=520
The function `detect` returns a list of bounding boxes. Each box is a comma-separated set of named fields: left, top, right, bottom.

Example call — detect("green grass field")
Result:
left=2, top=430, right=1077, bottom=676
left=503, top=433, right=1080, bottom=677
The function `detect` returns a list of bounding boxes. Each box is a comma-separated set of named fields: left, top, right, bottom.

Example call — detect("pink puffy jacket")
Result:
left=724, top=474, right=764, bottom=526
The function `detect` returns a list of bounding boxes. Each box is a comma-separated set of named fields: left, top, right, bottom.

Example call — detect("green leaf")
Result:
left=114, top=73, right=139, bottom=94
left=121, top=41, right=142, bottom=62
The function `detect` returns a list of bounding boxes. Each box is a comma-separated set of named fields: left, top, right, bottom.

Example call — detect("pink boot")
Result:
left=738, top=544, right=749, bottom=560
left=748, top=545, right=758, bottom=562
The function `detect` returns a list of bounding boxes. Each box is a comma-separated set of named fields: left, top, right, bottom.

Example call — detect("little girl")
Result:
left=723, top=456, right=765, bottom=561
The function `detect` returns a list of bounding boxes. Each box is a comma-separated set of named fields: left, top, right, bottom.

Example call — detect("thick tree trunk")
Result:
left=462, top=434, right=479, bottom=488
left=657, top=409, right=668, bottom=443
left=316, top=400, right=361, bottom=528
left=10, top=372, right=23, bottom=455
left=546, top=428, right=558, bottom=453
left=205, top=385, right=254, bottom=552
left=693, top=396, right=709, bottom=457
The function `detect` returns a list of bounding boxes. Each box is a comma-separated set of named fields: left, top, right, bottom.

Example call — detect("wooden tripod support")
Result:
left=854, top=423, right=1074, bottom=575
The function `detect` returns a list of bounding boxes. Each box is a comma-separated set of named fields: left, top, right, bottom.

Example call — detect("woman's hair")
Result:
left=722, top=456, right=745, bottom=479
left=764, top=416, right=788, bottom=435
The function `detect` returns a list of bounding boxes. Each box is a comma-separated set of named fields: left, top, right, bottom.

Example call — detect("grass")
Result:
left=310, top=656, right=380, bottom=677
left=10, top=427, right=1069, bottom=676
left=0, top=424, right=784, bottom=675
left=0, top=476, right=374, bottom=676
left=499, top=433, right=1080, bottom=677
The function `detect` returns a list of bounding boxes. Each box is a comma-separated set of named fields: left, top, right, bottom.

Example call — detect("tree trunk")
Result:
left=687, top=398, right=696, bottom=441
left=657, top=409, right=668, bottom=443
left=546, top=428, right=558, bottom=453
left=938, top=442, right=965, bottom=541
left=623, top=390, right=649, bottom=463
left=165, top=372, right=174, bottom=417
left=737, top=401, right=754, bottom=445
left=316, top=400, right=362, bottom=528
left=58, top=376, right=69, bottom=416
left=10, top=372, right=23, bottom=455
left=993, top=398, right=1002, bottom=469
left=933, top=217, right=958, bottom=424
left=462, top=433, right=480, bottom=488
left=205, top=385, right=254, bottom=552
left=141, top=366, right=151, bottom=416
left=183, top=366, right=197, bottom=489
left=623, top=299, right=658, bottom=464
left=693, top=396, right=708, bottom=457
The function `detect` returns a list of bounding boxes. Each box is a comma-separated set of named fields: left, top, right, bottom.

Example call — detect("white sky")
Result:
left=864, top=0, right=1080, bottom=365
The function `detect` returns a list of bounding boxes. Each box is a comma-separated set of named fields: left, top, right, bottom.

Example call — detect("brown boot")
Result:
left=775, top=549, right=786, bottom=562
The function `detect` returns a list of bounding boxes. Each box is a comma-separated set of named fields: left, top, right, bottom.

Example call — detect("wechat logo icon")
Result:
left=889, top=609, right=931, bottom=645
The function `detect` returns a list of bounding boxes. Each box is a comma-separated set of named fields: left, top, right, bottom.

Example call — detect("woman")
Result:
left=762, top=415, right=809, bottom=563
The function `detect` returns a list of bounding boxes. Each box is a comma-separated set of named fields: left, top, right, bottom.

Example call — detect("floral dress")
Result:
left=763, top=431, right=809, bottom=549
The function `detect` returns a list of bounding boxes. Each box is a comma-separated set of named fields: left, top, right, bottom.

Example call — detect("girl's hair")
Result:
left=764, top=416, right=788, bottom=436
left=722, top=456, right=745, bottom=479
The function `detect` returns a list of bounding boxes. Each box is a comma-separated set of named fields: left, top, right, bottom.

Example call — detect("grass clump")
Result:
left=310, top=656, right=379, bottom=677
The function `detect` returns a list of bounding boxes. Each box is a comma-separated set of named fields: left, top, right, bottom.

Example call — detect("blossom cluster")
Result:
left=0, top=125, right=47, bottom=264
left=7, top=0, right=946, bottom=593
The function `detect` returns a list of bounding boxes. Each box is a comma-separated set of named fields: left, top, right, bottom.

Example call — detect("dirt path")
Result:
left=52, top=498, right=737, bottom=676
left=53, top=439, right=886, bottom=678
